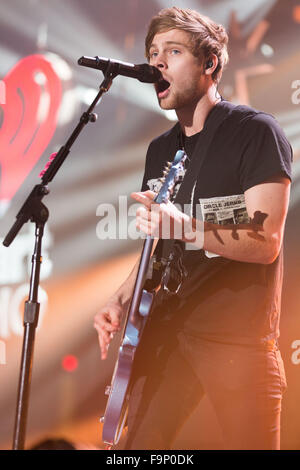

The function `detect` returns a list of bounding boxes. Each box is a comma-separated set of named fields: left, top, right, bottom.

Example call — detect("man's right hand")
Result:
left=93, top=251, right=151, bottom=360
left=94, top=301, right=123, bottom=360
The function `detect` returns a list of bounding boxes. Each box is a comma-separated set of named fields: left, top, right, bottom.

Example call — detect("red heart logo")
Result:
left=0, top=54, right=62, bottom=209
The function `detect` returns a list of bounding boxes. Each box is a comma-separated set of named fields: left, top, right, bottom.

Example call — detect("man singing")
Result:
left=94, top=7, right=292, bottom=450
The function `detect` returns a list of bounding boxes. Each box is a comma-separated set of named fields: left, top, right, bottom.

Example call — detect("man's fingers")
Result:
left=136, top=206, right=149, bottom=219
left=97, top=332, right=108, bottom=360
left=95, top=327, right=111, bottom=360
left=94, top=323, right=110, bottom=342
left=131, top=191, right=156, bottom=208
left=95, top=308, right=121, bottom=329
left=94, top=319, right=118, bottom=333
left=94, top=301, right=124, bottom=360
left=94, top=308, right=122, bottom=360
left=99, top=315, right=120, bottom=330
left=107, top=305, right=122, bottom=326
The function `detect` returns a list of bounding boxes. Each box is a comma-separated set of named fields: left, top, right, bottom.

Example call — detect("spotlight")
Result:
left=62, top=354, right=78, bottom=372
left=260, top=43, right=274, bottom=57
left=293, top=5, right=300, bottom=23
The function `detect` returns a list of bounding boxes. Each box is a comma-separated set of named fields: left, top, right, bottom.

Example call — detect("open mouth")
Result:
left=156, top=78, right=171, bottom=98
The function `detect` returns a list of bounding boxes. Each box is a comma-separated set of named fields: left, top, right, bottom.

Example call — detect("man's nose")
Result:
left=152, top=53, right=167, bottom=69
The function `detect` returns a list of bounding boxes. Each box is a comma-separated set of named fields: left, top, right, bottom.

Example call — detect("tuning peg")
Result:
left=167, top=161, right=172, bottom=168
left=159, top=177, right=166, bottom=183
left=163, top=170, right=168, bottom=176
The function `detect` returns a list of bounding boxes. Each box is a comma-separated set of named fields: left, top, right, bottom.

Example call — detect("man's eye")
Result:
left=150, top=51, right=158, bottom=58
left=171, top=49, right=180, bottom=55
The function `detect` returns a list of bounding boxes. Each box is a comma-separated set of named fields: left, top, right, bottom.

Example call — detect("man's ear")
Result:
left=204, top=53, right=218, bottom=76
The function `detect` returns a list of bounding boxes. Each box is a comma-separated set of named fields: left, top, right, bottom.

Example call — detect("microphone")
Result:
left=78, top=56, right=162, bottom=83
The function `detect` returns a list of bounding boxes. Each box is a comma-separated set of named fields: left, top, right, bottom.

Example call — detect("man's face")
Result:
left=149, top=29, right=206, bottom=111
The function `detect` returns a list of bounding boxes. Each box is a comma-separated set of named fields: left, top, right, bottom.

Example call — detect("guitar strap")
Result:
left=147, top=100, right=235, bottom=290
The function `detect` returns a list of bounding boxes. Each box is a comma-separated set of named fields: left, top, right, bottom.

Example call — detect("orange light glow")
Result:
left=293, top=6, right=300, bottom=23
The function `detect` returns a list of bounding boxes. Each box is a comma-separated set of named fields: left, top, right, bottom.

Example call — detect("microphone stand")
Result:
left=3, top=63, right=117, bottom=450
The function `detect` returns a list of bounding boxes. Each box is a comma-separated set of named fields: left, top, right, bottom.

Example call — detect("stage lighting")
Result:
left=293, top=5, right=300, bottom=23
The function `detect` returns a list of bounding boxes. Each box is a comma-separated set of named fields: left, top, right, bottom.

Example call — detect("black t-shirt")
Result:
left=141, top=100, right=293, bottom=346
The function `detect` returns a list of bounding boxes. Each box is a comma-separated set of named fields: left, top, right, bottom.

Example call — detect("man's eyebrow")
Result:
left=149, top=41, right=188, bottom=49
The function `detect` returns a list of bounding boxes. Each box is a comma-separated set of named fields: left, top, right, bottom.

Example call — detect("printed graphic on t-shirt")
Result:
left=199, top=194, right=250, bottom=258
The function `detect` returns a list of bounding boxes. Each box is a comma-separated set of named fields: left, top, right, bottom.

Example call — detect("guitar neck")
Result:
left=125, top=235, right=154, bottom=326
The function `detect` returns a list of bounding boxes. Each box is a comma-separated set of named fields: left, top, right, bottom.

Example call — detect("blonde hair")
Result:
left=145, top=6, right=229, bottom=83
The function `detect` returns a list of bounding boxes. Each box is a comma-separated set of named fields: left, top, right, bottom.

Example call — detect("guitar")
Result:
left=101, top=149, right=187, bottom=446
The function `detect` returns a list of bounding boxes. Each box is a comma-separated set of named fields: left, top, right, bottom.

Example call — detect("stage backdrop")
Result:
left=0, top=0, right=300, bottom=450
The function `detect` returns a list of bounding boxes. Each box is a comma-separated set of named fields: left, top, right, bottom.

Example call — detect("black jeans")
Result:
left=122, top=325, right=287, bottom=450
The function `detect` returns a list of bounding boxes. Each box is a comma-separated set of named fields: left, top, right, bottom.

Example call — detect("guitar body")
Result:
left=102, top=289, right=154, bottom=446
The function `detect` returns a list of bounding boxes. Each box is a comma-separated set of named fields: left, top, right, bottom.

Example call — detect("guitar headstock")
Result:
left=155, top=150, right=186, bottom=204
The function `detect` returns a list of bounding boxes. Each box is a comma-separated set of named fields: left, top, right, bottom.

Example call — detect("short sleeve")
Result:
left=239, top=113, right=293, bottom=192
